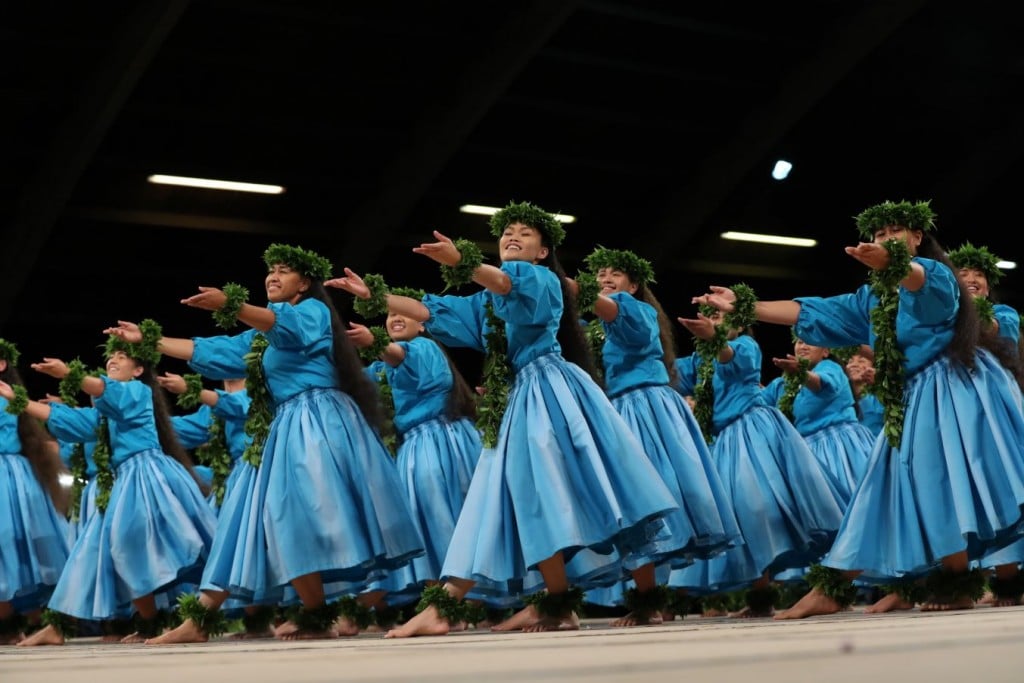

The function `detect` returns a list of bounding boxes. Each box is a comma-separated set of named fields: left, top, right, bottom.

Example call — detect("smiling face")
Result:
left=498, top=222, right=549, bottom=264
left=385, top=312, right=424, bottom=342
left=957, top=267, right=990, bottom=298
left=265, top=264, right=310, bottom=304
left=596, top=267, right=638, bottom=296
left=793, top=338, right=828, bottom=368
left=872, top=224, right=922, bottom=256
left=106, top=351, right=143, bottom=382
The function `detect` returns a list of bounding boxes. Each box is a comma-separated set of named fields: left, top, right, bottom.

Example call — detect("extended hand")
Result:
left=345, top=322, right=374, bottom=349
left=772, top=354, right=801, bottom=372
left=156, top=372, right=187, bottom=394
left=677, top=313, right=717, bottom=340
left=30, top=357, right=69, bottom=379
left=39, top=393, right=65, bottom=405
left=181, top=286, right=227, bottom=311
left=844, top=242, right=891, bottom=270
left=0, top=380, right=13, bottom=400
left=412, top=230, right=462, bottom=266
left=103, top=320, right=142, bottom=343
left=691, top=285, right=736, bottom=312
left=323, top=268, right=370, bottom=299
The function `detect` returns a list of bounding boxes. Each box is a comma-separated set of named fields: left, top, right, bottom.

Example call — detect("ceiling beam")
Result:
left=0, top=0, right=190, bottom=330
left=638, top=1, right=928, bottom=271
left=327, top=0, right=581, bottom=276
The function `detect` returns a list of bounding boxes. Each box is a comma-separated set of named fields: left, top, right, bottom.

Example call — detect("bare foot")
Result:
left=864, top=592, right=914, bottom=613
left=120, top=631, right=149, bottom=644
left=920, top=596, right=975, bottom=612
left=977, top=590, right=996, bottom=606
left=660, top=610, right=677, bottom=622
left=100, top=634, right=125, bottom=643
left=729, top=605, right=773, bottom=619
left=384, top=605, right=450, bottom=638
left=991, top=596, right=1022, bottom=607
left=491, top=605, right=539, bottom=632
left=773, top=589, right=840, bottom=620
left=449, top=620, right=468, bottom=632
left=145, top=619, right=208, bottom=645
left=0, top=631, right=25, bottom=645
left=610, top=611, right=664, bottom=627
left=522, top=611, right=580, bottom=633
left=700, top=608, right=727, bottom=617
left=273, top=619, right=339, bottom=641
left=332, top=616, right=361, bottom=637
left=16, top=624, right=64, bottom=647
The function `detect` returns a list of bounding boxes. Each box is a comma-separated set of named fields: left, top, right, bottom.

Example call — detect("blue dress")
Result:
left=761, top=359, right=874, bottom=506
left=56, top=435, right=98, bottom=543
left=794, top=258, right=1024, bottom=582
left=425, top=261, right=679, bottom=601
left=668, top=336, right=847, bottom=594
left=362, top=336, right=484, bottom=606
left=0, top=398, right=70, bottom=613
left=188, top=297, right=424, bottom=604
left=585, top=292, right=742, bottom=607
left=857, top=393, right=885, bottom=435
left=172, top=391, right=253, bottom=515
left=44, top=379, right=217, bottom=620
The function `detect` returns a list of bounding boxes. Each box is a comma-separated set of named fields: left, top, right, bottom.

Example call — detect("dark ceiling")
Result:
left=4, top=0, right=1023, bottom=392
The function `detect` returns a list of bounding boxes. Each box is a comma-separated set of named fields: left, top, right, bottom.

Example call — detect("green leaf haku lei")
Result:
left=868, top=238, right=912, bottom=448
left=195, top=416, right=231, bottom=505
left=478, top=302, right=511, bottom=448
left=242, top=334, right=272, bottom=467
left=176, top=373, right=205, bottom=410
left=583, top=245, right=656, bottom=288
left=59, top=359, right=90, bottom=521
left=948, top=241, right=1003, bottom=286
left=0, top=337, right=20, bottom=366
left=778, top=356, right=810, bottom=423
left=854, top=199, right=936, bottom=240
left=213, top=282, right=249, bottom=330
left=488, top=201, right=566, bottom=248
left=358, top=326, right=392, bottom=364
left=353, top=273, right=390, bottom=319
left=262, top=243, right=333, bottom=280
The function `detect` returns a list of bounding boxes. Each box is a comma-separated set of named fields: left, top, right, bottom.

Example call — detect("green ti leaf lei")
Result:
left=574, top=271, right=600, bottom=315
left=585, top=319, right=606, bottom=382
left=868, top=238, right=912, bottom=448
left=242, top=335, right=272, bottom=467
left=4, top=384, right=28, bottom=416
left=777, top=357, right=810, bottom=423
left=478, top=302, right=511, bottom=448
left=212, top=282, right=249, bottom=330
left=176, top=373, right=205, bottom=410
left=59, top=359, right=90, bottom=522
left=353, top=273, right=390, bottom=319
left=92, top=416, right=114, bottom=513
left=974, top=296, right=995, bottom=328
left=374, top=367, right=398, bottom=457
left=358, top=326, right=391, bottom=364
left=195, top=416, right=232, bottom=505
left=692, top=312, right=726, bottom=445
left=439, top=239, right=483, bottom=291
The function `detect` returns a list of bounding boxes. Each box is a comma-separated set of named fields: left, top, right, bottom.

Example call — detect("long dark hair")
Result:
left=536, top=247, right=602, bottom=384
left=301, top=281, right=384, bottom=432
left=635, top=282, right=679, bottom=385
left=1, top=362, right=66, bottom=508
left=133, top=362, right=210, bottom=495
left=920, top=234, right=1024, bottom=389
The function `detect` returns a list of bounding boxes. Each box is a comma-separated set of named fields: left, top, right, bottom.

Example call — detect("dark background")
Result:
left=4, top=1, right=1023, bottom=397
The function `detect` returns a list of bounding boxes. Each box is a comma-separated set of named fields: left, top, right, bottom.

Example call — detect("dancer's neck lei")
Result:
left=868, top=238, right=912, bottom=447
left=778, top=357, right=810, bottom=423
left=242, top=335, right=272, bottom=467
left=57, top=359, right=92, bottom=521
left=177, top=374, right=232, bottom=505
left=692, top=284, right=757, bottom=444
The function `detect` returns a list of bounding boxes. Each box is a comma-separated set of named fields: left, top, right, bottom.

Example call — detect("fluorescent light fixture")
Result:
left=459, top=204, right=576, bottom=223
left=148, top=174, right=285, bottom=194
left=771, top=159, right=793, bottom=180
left=997, top=260, right=1017, bottom=270
left=721, top=231, right=817, bottom=248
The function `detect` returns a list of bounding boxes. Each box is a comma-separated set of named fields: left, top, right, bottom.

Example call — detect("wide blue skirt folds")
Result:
left=0, top=454, right=70, bottom=612
left=824, top=351, right=1024, bottom=582
left=440, top=354, right=679, bottom=599
left=670, top=405, right=846, bottom=594
left=47, top=450, right=216, bottom=619
left=803, top=422, right=874, bottom=508
left=200, top=388, right=424, bottom=603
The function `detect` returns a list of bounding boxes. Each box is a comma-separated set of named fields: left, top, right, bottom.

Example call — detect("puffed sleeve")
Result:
left=900, top=258, right=959, bottom=326
left=491, top=261, right=561, bottom=325
left=423, top=290, right=488, bottom=352
left=761, top=376, right=783, bottom=406
left=212, top=389, right=251, bottom=421
left=265, top=298, right=331, bottom=350
left=172, top=404, right=214, bottom=449
left=673, top=356, right=697, bottom=396
left=814, top=359, right=846, bottom=400
left=93, top=376, right=150, bottom=424
left=603, top=293, right=657, bottom=347
left=794, top=288, right=873, bottom=348
left=190, top=329, right=258, bottom=379
left=47, top=404, right=100, bottom=443
left=994, top=304, right=1021, bottom=345
left=719, top=335, right=760, bottom=380
left=391, top=337, right=450, bottom=395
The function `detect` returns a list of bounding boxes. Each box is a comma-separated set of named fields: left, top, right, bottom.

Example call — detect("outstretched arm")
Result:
left=103, top=321, right=196, bottom=361
left=179, top=286, right=276, bottom=332
left=0, top=380, right=51, bottom=421
left=325, top=268, right=431, bottom=322
left=413, top=231, right=512, bottom=295
left=692, top=286, right=802, bottom=326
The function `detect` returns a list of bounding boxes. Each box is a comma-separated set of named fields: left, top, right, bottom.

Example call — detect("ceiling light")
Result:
left=459, top=204, right=576, bottom=223
left=721, top=231, right=817, bottom=247
left=771, top=159, right=793, bottom=180
left=147, top=174, right=285, bottom=194
left=997, top=260, right=1017, bottom=270
left=58, top=473, right=74, bottom=488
